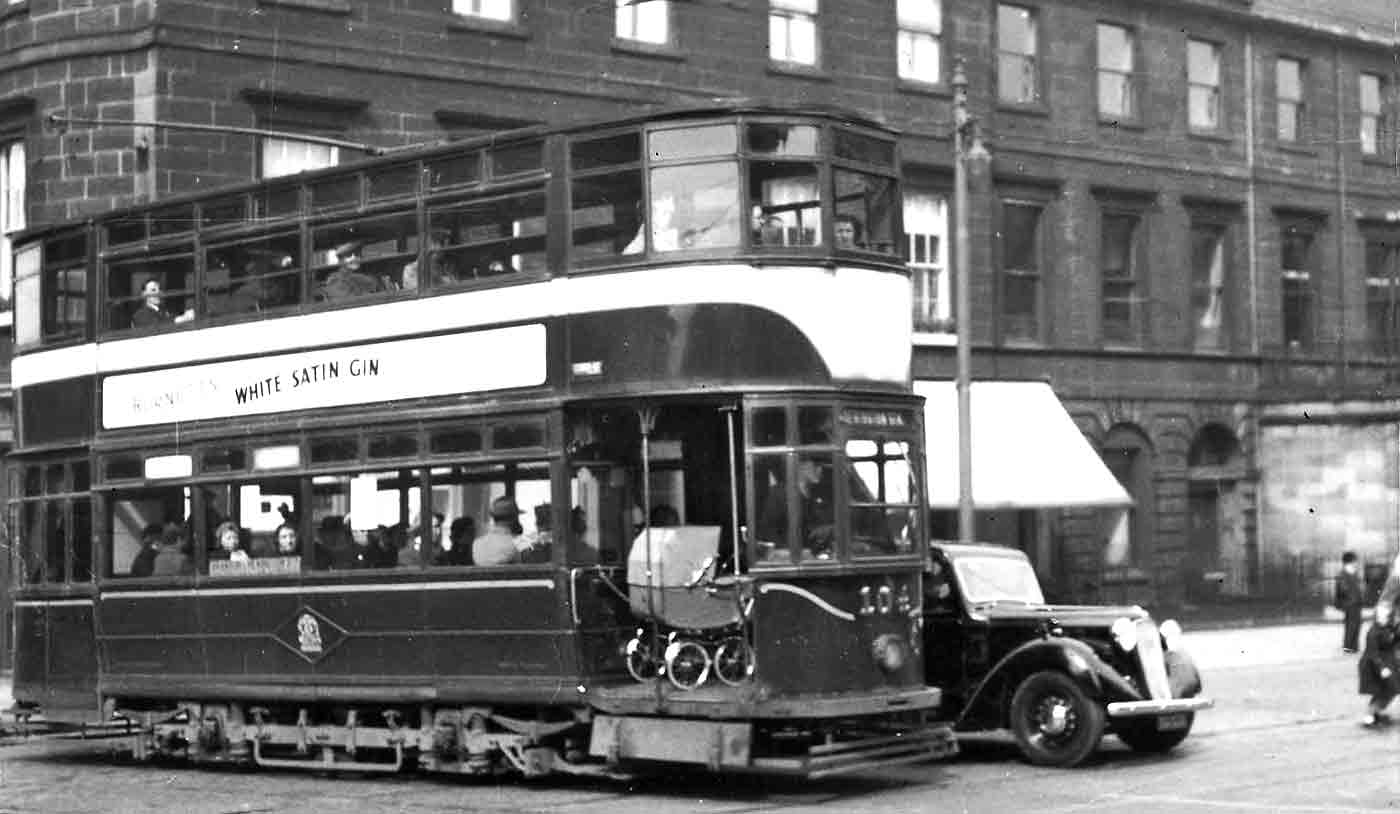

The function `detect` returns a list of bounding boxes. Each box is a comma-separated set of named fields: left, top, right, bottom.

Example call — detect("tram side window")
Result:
left=310, top=469, right=422, bottom=570
left=12, top=461, right=92, bottom=585
left=571, top=169, right=644, bottom=263
left=833, top=170, right=897, bottom=254
left=749, top=161, right=821, bottom=247
left=427, top=191, right=548, bottom=287
left=108, top=486, right=193, bottom=579
left=846, top=437, right=917, bottom=557
left=205, top=233, right=303, bottom=317
left=426, top=461, right=552, bottom=567
left=106, top=253, right=196, bottom=331
left=646, top=163, right=741, bottom=252
left=312, top=211, right=421, bottom=303
left=198, top=478, right=301, bottom=576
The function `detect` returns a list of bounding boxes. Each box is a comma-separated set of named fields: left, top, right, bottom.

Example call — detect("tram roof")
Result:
left=17, top=101, right=897, bottom=243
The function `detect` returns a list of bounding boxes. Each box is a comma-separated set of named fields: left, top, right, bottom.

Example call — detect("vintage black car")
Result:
left=923, top=543, right=1213, bottom=767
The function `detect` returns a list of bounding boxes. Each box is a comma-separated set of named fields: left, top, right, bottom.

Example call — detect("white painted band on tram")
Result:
left=12, top=265, right=912, bottom=388
left=13, top=598, right=96, bottom=607
left=757, top=582, right=857, bottom=622
left=102, top=578, right=555, bottom=600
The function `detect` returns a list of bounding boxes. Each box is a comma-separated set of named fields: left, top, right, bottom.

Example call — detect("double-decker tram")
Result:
left=7, top=104, right=955, bottom=777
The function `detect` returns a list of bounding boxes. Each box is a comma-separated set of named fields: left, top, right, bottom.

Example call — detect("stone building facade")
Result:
left=0, top=0, right=1397, bottom=664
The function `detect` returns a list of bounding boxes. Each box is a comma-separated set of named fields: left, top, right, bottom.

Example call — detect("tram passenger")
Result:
left=834, top=214, right=863, bottom=248
left=151, top=522, right=194, bottom=577
left=472, top=496, right=542, bottom=566
left=320, top=241, right=380, bottom=301
left=212, top=520, right=251, bottom=563
left=437, top=517, right=476, bottom=566
left=267, top=523, right=299, bottom=559
left=755, top=213, right=786, bottom=246
left=130, top=277, right=195, bottom=330
left=314, top=515, right=359, bottom=570
left=128, top=522, right=163, bottom=577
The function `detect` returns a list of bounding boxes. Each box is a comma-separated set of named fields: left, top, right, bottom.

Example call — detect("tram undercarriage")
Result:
left=105, top=698, right=956, bottom=779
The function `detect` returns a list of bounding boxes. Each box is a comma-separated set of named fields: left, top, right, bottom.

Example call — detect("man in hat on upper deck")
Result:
left=473, top=496, right=536, bottom=566
left=320, top=240, right=380, bottom=301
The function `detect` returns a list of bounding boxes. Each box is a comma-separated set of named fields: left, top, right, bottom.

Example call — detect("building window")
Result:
left=1190, top=222, right=1228, bottom=351
left=897, top=0, right=942, bottom=84
left=996, top=4, right=1039, bottom=105
left=1276, top=57, right=1304, bottom=143
left=769, top=0, right=818, bottom=66
left=452, top=0, right=512, bottom=22
left=1102, top=425, right=1152, bottom=570
left=261, top=137, right=339, bottom=179
left=1096, top=23, right=1137, bottom=122
left=616, top=0, right=668, bottom=45
left=1360, top=73, right=1383, bottom=156
left=1187, top=38, right=1221, bottom=132
left=1365, top=236, right=1400, bottom=356
left=1100, top=211, right=1142, bottom=345
left=905, top=189, right=949, bottom=333
left=999, top=201, right=1042, bottom=342
left=0, top=139, right=25, bottom=324
left=1280, top=222, right=1316, bottom=350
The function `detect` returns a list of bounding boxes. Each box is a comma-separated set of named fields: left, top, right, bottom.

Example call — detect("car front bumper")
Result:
left=1105, top=696, right=1215, bottom=718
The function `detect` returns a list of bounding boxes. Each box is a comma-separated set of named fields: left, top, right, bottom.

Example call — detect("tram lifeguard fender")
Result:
left=626, top=526, right=737, bottom=629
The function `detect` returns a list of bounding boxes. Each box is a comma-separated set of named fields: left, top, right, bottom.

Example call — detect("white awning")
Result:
left=916, top=380, right=1133, bottom=510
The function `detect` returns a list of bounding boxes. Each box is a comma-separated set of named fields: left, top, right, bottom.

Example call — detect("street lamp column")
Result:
left=952, top=57, right=987, bottom=546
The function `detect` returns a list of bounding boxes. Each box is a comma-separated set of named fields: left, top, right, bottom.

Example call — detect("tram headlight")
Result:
left=872, top=634, right=909, bottom=673
left=1110, top=617, right=1138, bottom=652
left=1159, top=619, right=1184, bottom=652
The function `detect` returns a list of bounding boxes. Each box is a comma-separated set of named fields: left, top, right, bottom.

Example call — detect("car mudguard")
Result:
left=955, top=636, right=1141, bottom=729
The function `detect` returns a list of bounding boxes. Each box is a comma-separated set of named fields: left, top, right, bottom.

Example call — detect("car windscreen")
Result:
left=951, top=555, right=1046, bottom=605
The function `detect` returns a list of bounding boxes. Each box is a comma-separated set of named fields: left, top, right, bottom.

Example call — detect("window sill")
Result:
left=913, top=331, right=956, bottom=347
left=0, top=1, right=28, bottom=22
left=896, top=78, right=951, bottom=98
left=1361, top=153, right=1393, bottom=168
left=610, top=38, right=686, bottom=62
left=1275, top=141, right=1319, bottom=157
left=258, top=0, right=351, bottom=12
left=1098, top=117, right=1145, bottom=132
left=1187, top=129, right=1234, bottom=144
left=446, top=16, right=530, bottom=40
left=995, top=101, right=1050, bottom=118
left=767, top=61, right=831, bottom=82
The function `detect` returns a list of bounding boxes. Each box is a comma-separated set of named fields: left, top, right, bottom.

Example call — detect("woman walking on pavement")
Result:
left=1359, top=552, right=1400, bottom=727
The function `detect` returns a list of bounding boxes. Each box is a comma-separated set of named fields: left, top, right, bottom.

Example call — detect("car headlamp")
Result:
left=1158, top=618, right=1184, bottom=652
left=1110, top=617, right=1138, bottom=652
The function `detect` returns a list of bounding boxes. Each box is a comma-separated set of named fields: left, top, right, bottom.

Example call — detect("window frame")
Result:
left=768, top=0, right=820, bottom=68
left=896, top=0, right=943, bottom=85
left=1096, top=200, right=1147, bottom=347
left=904, top=186, right=951, bottom=336
left=1095, top=21, right=1139, bottom=124
left=1360, top=72, right=1384, bottom=157
left=1187, top=37, right=1223, bottom=134
left=615, top=0, right=669, bottom=46
left=996, top=197, right=1047, bottom=344
left=1363, top=229, right=1400, bottom=357
left=1278, top=216, right=1321, bottom=352
left=451, top=0, right=514, bottom=23
left=1185, top=205, right=1235, bottom=353
left=995, top=3, right=1041, bottom=107
left=1275, top=56, right=1305, bottom=145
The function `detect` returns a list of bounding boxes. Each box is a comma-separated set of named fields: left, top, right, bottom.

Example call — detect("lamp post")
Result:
left=953, top=57, right=989, bottom=546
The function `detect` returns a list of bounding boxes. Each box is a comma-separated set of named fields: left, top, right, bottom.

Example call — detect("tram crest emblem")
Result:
left=297, top=613, right=323, bottom=654
left=273, top=606, right=347, bottom=664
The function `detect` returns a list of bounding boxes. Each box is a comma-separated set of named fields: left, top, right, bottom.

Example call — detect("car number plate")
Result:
left=1157, top=713, right=1189, bottom=731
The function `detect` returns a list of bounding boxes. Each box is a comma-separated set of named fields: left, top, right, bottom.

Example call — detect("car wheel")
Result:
left=1115, top=713, right=1194, bottom=754
left=1008, top=670, right=1106, bottom=767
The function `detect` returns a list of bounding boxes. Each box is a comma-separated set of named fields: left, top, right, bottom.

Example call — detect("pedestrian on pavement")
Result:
left=1359, top=552, right=1400, bottom=727
left=1336, top=550, right=1365, bottom=653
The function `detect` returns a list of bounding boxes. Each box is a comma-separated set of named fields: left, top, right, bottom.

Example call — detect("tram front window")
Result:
left=847, top=438, right=918, bottom=557
left=647, top=164, right=741, bottom=252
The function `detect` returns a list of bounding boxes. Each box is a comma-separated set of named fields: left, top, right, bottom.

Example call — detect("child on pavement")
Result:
left=1360, top=553, right=1400, bottom=727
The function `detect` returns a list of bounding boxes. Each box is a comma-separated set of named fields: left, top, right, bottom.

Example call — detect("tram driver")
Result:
left=756, top=456, right=835, bottom=559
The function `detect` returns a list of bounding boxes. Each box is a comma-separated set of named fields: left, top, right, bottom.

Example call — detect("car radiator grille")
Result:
left=1135, top=618, right=1172, bottom=699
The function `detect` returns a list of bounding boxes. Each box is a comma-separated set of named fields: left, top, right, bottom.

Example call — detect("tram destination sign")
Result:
left=101, top=324, right=546, bottom=429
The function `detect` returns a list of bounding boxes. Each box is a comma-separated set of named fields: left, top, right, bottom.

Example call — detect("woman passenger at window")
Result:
left=212, top=520, right=251, bottom=563
left=267, top=522, right=299, bottom=558
left=151, top=522, right=194, bottom=576
left=437, top=517, right=476, bottom=566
